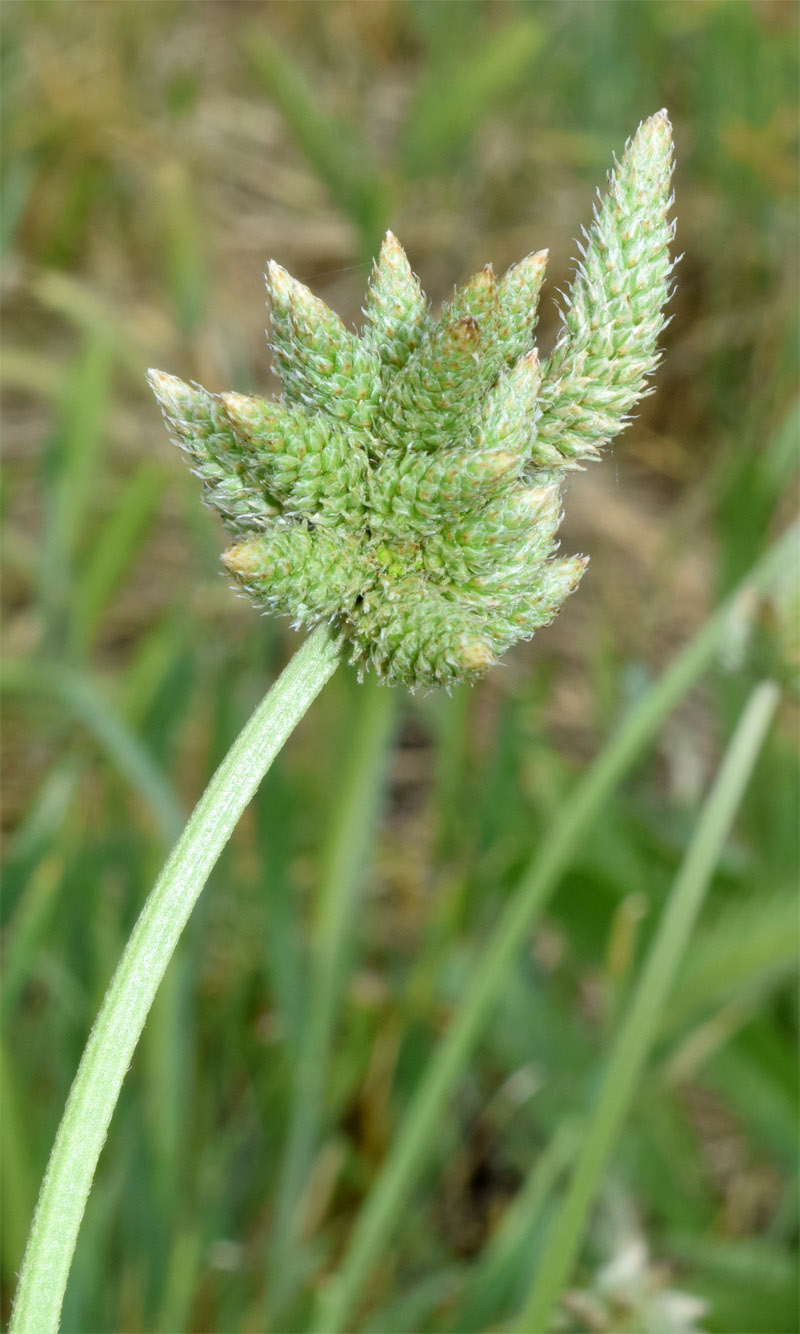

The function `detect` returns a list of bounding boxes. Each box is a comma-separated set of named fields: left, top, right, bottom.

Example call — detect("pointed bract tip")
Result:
left=510, top=346, right=542, bottom=391
left=508, top=248, right=548, bottom=275
left=637, top=108, right=673, bottom=144
left=146, top=367, right=173, bottom=393
left=146, top=368, right=191, bottom=412
left=265, top=259, right=293, bottom=295
left=378, top=230, right=410, bottom=269
left=265, top=260, right=328, bottom=317
left=459, top=265, right=496, bottom=300
left=220, top=390, right=257, bottom=429
left=521, top=249, right=548, bottom=271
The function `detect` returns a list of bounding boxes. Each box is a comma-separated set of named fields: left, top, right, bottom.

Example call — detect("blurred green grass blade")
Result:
left=666, top=1234, right=798, bottom=1334
left=311, top=524, right=797, bottom=1334
left=408, top=0, right=485, bottom=54
left=72, top=460, right=163, bottom=653
left=267, top=677, right=397, bottom=1317
left=763, top=394, right=800, bottom=495
left=254, top=758, right=305, bottom=1057
left=29, top=269, right=149, bottom=382
left=120, top=612, right=191, bottom=730
left=363, top=1266, right=465, bottom=1334
left=520, top=679, right=780, bottom=1333
left=0, top=758, right=79, bottom=917
left=449, top=1121, right=580, bottom=1333
left=245, top=30, right=388, bottom=256
left=1, top=856, right=64, bottom=1015
left=704, top=1024, right=798, bottom=1161
left=157, top=160, right=207, bottom=338
left=429, top=685, right=472, bottom=858
left=0, top=1040, right=36, bottom=1283
left=718, top=393, right=800, bottom=589
left=0, top=155, right=33, bottom=260
left=59, top=329, right=114, bottom=551
left=154, top=1223, right=205, bottom=1334
left=662, top=886, right=799, bottom=1036
left=399, top=18, right=543, bottom=177
left=40, top=330, right=113, bottom=642
left=1, top=662, right=184, bottom=844
left=0, top=346, right=68, bottom=399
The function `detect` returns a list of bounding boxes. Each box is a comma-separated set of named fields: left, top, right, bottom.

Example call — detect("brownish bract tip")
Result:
left=457, top=636, right=496, bottom=674
left=222, top=540, right=263, bottom=578
left=453, top=315, right=481, bottom=348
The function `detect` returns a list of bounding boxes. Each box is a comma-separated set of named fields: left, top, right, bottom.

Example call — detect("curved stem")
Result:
left=11, top=625, right=340, bottom=1334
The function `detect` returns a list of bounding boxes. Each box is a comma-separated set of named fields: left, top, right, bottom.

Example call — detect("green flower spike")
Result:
left=149, top=111, right=675, bottom=689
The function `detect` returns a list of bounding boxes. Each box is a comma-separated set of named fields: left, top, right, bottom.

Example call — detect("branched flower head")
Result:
left=149, top=111, right=675, bottom=689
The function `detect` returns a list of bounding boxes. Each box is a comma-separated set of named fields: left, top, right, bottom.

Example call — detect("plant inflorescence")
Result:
left=150, top=110, right=675, bottom=688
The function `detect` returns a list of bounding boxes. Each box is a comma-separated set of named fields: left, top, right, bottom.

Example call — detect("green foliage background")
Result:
left=1, top=2, right=797, bottom=1330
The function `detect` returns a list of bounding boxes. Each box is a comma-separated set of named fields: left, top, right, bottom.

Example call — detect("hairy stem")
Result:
left=11, top=624, right=340, bottom=1334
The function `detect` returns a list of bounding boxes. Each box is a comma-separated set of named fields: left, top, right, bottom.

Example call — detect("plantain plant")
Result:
left=148, top=110, right=674, bottom=690
left=13, top=110, right=676, bottom=1332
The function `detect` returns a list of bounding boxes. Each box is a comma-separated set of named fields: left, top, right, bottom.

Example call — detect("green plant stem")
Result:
left=312, top=523, right=797, bottom=1334
left=10, top=624, right=340, bottom=1334
left=520, top=678, right=780, bottom=1332
left=267, top=678, right=396, bottom=1315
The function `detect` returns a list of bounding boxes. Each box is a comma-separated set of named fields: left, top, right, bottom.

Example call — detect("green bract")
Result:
left=149, top=111, right=675, bottom=688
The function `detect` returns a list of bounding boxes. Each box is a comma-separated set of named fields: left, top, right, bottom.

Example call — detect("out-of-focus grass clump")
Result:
left=1, top=2, right=798, bottom=1331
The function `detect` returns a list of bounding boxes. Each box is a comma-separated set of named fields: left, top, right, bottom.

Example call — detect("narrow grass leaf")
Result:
left=72, top=461, right=163, bottom=653
left=40, top=331, right=113, bottom=642
left=0, top=1041, right=36, bottom=1282
left=0, top=757, right=79, bottom=918
left=0, top=155, right=34, bottom=259
left=449, top=1121, right=580, bottom=1333
left=158, top=160, right=207, bottom=338
left=1, top=856, right=64, bottom=1015
left=246, top=31, right=387, bottom=257
left=661, top=886, right=799, bottom=1036
left=29, top=269, right=148, bottom=383
left=400, top=19, right=543, bottom=177
left=519, top=679, right=780, bottom=1332
left=1, top=661, right=184, bottom=846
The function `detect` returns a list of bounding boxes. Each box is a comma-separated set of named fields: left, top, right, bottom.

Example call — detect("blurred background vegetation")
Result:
left=1, top=1, right=798, bottom=1331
